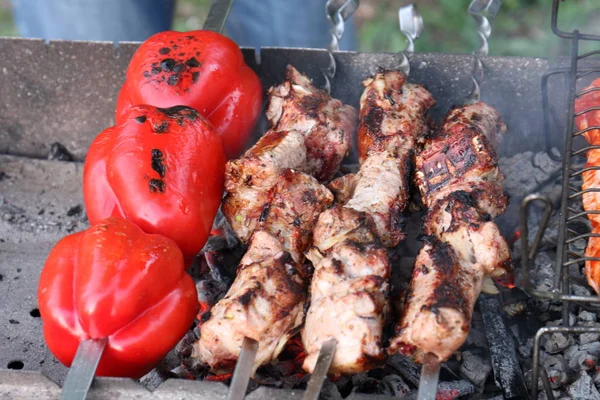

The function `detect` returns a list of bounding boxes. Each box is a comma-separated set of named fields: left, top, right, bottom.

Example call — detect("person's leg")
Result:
left=225, top=0, right=356, bottom=51
left=11, top=0, right=175, bottom=41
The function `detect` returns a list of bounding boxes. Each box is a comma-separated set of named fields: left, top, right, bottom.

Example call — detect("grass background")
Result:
left=0, top=0, right=597, bottom=59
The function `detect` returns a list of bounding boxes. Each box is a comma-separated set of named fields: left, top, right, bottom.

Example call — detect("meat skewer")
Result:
left=302, top=71, right=435, bottom=375
left=388, top=102, right=512, bottom=363
left=193, top=65, right=357, bottom=375
left=574, top=78, right=600, bottom=293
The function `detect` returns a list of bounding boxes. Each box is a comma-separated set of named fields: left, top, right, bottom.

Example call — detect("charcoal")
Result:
left=380, top=374, right=410, bottom=397
left=541, top=332, right=574, bottom=354
left=579, top=311, right=598, bottom=323
left=460, top=350, right=492, bottom=387
left=48, top=142, right=74, bottom=161
left=564, top=344, right=598, bottom=372
left=436, top=380, right=477, bottom=398
left=319, top=379, right=342, bottom=400
left=567, top=371, right=600, bottom=400
left=572, top=283, right=594, bottom=297
left=580, top=324, right=600, bottom=345
left=479, top=294, right=529, bottom=398
left=542, top=354, right=569, bottom=389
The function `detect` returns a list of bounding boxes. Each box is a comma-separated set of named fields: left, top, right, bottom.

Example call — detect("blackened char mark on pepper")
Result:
left=135, top=115, right=147, bottom=124
left=153, top=121, right=169, bottom=133
left=156, top=105, right=199, bottom=120
left=149, top=178, right=166, bottom=193
left=151, top=149, right=166, bottom=178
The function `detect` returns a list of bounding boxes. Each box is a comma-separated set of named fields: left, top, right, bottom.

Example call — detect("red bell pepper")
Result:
left=38, top=217, right=198, bottom=378
left=83, top=104, right=226, bottom=260
left=116, top=30, right=263, bottom=159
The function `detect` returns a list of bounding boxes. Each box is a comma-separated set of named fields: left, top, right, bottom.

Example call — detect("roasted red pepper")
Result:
left=38, top=218, right=198, bottom=378
left=116, top=30, right=263, bottom=159
left=83, top=105, right=226, bottom=260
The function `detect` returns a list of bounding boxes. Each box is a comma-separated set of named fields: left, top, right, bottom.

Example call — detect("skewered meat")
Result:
left=575, top=79, right=600, bottom=293
left=224, top=66, right=357, bottom=244
left=267, top=65, right=357, bottom=182
left=389, top=102, right=510, bottom=363
left=196, top=66, right=357, bottom=374
left=388, top=236, right=483, bottom=363
left=415, top=103, right=508, bottom=217
left=575, top=78, right=600, bottom=145
left=223, top=129, right=308, bottom=242
left=302, top=71, right=435, bottom=375
left=260, top=169, right=334, bottom=262
left=193, top=231, right=307, bottom=374
left=303, top=241, right=390, bottom=374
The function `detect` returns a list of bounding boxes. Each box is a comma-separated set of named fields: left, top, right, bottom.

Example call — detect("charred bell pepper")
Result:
left=83, top=105, right=226, bottom=260
left=116, top=30, right=263, bottom=159
left=38, top=217, right=198, bottom=378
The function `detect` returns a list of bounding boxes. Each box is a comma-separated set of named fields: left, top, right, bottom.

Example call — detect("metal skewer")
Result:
left=227, top=337, right=259, bottom=400
left=60, top=338, right=107, bottom=400
left=465, top=0, right=502, bottom=104
left=398, top=4, right=423, bottom=78
left=303, top=338, right=337, bottom=400
left=417, top=353, right=441, bottom=400
left=202, top=0, right=234, bottom=33
left=322, top=0, right=359, bottom=93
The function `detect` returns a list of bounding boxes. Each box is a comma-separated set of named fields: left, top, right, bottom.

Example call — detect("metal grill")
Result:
left=522, top=1, right=600, bottom=398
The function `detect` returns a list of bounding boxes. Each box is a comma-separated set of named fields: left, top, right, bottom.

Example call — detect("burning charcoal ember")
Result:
left=565, top=344, right=598, bottom=372
left=435, top=380, right=477, bottom=399
left=542, top=354, right=569, bottom=389
left=567, top=371, right=600, bottom=400
left=459, top=350, right=492, bottom=387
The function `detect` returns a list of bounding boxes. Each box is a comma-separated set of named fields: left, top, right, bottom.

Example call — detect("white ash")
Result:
left=564, top=343, right=598, bottom=372
left=542, top=354, right=569, bottom=389
left=579, top=311, right=598, bottom=322
left=567, top=371, right=600, bottom=400
left=542, top=332, right=575, bottom=354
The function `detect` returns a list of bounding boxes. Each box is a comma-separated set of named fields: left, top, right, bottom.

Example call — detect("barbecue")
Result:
left=3, top=0, right=600, bottom=399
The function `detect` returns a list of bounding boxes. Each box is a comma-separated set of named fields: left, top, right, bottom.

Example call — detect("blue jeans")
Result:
left=11, top=0, right=357, bottom=50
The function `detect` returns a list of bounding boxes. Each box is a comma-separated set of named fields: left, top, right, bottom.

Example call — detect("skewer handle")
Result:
left=60, top=338, right=107, bottom=400
left=416, top=352, right=441, bottom=400
left=302, top=338, right=337, bottom=400
left=203, top=0, right=234, bottom=34
left=398, top=4, right=423, bottom=77
left=226, top=337, right=259, bottom=400
left=322, top=0, right=360, bottom=93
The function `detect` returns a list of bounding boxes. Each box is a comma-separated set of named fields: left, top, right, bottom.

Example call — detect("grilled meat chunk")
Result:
left=424, top=191, right=512, bottom=279
left=194, top=231, right=307, bottom=374
left=388, top=237, right=483, bottom=363
left=223, top=129, right=308, bottom=242
left=302, top=72, right=435, bottom=375
left=575, top=78, right=600, bottom=145
left=358, top=73, right=434, bottom=161
left=261, top=169, right=334, bottom=262
left=327, top=173, right=357, bottom=205
left=415, top=102, right=508, bottom=216
left=390, top=102, right=510, bottom=364
left=345, top=152, right=408, bottom=247
left=266, top=65, right=358, bottom=181
left=302, top=241, right=390, bottom=375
